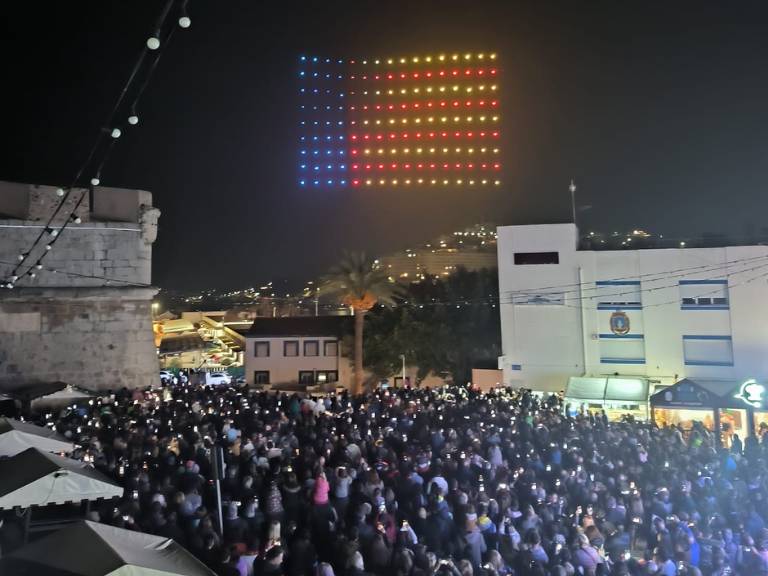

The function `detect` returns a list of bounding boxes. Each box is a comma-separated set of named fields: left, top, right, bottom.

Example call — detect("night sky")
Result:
left=1, top=1, right=767, bottom=290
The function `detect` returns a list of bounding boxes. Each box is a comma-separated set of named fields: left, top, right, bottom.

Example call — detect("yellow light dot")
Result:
left=417, top=178, right=424, bottom=184
left=380, top=179, right=386, bottom=185
left=375, top=90, right=381, bottom=95
left=413, top=87, right=420, bottom=93
left=362, top=60, right=367, bottom=65
left=427, top=117, right=434, bottom=122
left=392, top=179, right=398, bottom=185
left=375, top=119, right=381, bottom=125
left=400, top=88, right=407, bottom=94
left=468, top=148, right=474, bottom=154
left=366, top=179, right=372, bottom=185
left=455, top=147, right=461, bottom=153
left=452, top=85, right=459, bottom=91
left=415, top=118, right=421, bottom=124
left=490, top=53, right=497, bottom=60
left=442, top=147, right=449, bottom=153
left=403, top=148, right=410, bottom=153
left=493, top=148, right=499, bottom=153
left=412, top=57, right=419, bottom=63
left=416, top=148, right=422, bottom=153
left=387, top=58, right=393, bottom=65
left=401, top=118, right=408, bottom=124
left=438, top=54, right=446, bottom=61
left=477, top=53, right=485, bottom=60
left=466, top=116, right=473, bottom=122
left=377, top=148, right=384, bottom=154
left=375, top=59, right=380, bottom=65
left=466, top=87, right=473, bottom=93
left=453, top=116, right=460, bottom=122
left=491, top=85, right=497, bottom=91
left=482, top=179, right=488, bottom=185
left=430, top=179, right=437, bottom=184
left=494, top=180, right=501, bottom=185
left=425, top=56, right=432, bottom=62
left=464, top=53, right=471, bottom=60
left=479, top=116, right=485, bottom=122
left=479, top=85, right=485, bottom=91
left=480, top=147, right=487, bottom=153
left=399, top=57, right=406, bottom=64
left=405, top=179, right=411, bottom=184
left=443, top=179, right=450, bottom=185
left=469, top=180, right=475, bottom=185
left=364, top=148, right=371, bottom=155
left=439, top=86, right=446, bottom=92
left=389, top=119, right=396, bottom=125
left=440, top=117, right=447, bottom=123
left=457, top=179, right=463, bottom=184
left=391, top=148, right=397, bottom=154
left=363, top=120, right=369, bottom=125
left=492, top=116, right=499, bottom=122
left=426, top=86, right=433, bottom=93
left=451, top=54, right=459, bottom=61
left=429, top=148, right=435, bottom=153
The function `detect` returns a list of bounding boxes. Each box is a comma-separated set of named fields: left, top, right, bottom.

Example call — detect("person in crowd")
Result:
left=7, top=381, right=768, bottom=576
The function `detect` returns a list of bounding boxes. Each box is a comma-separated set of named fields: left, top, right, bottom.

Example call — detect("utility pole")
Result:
left=569, top=179, right=577, bottom=229
left=315, top=288, right=319, bottom=317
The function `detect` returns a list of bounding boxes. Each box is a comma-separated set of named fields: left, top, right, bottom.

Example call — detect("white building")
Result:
left=244, top=317, right=349, bottom=389
left=497, top=223, right=768, bottom=395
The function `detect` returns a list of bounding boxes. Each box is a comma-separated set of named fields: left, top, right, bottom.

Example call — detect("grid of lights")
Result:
left=298, top=53, right=501, bottom=188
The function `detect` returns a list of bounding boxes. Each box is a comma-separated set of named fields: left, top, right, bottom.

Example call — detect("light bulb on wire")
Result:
left=45, top=244, right=52, bottom=251
left=111, top=128, right=121, bottom=139
left=178, top=0, right=191, bottom=28
left=35, top=263, right=43, bottom=270
left=91, top=176, right=100, bottom=186
left=147, top=36, right=160, bottom=50
left=128, top=105, right=139, bottom=125
left=56, top=188, right=65, bottom=197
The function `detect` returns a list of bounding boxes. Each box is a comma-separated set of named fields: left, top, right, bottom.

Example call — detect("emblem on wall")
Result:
left=609, top=311, right=630, bottom=335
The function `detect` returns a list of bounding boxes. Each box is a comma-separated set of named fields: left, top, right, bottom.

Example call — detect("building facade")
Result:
left=244, top=317, right=349, bottom=389
left=497, top=223, right=768, bottom=393
left=0, top=181, right=160, bottom=391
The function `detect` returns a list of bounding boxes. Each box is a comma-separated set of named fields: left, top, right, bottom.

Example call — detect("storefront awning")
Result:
left=565, top=376, right=648, bottom=403
left=650, top=378, right=740, bottom=409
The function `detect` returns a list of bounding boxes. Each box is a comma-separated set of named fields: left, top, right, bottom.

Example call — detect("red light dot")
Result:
left=365, top=164, right=372, bottom=170
left=415, top=133, right=422, bottom=138
left=455, top=163, right=461, bottom=169
left=350, top=75, right=356, bottom=80
left=467, top=132, right=473, bottom=137
left=494, top=163, right=500, bottom=169
left=401, top=103, right=407, bottom=109
left=417, top=163, right=424, bottom=169
left=479, top=132, right=486, bottom=137
left=452, top=101, right=459, bottom=107
left=427, top=102, right=434, bottom=107
left=414, top=103, right=420, bottom=108
left=429, top=163, right=436, bottom=169
left=443, top=163, right=450, bottom=169
left=454, top=131, right=460, bottom=137
left=465, top=69, right=472, bottom=75
left=490, top=69, right=497, bottom=75
left=387, top=74, right=393, bottom=79
left=441, top=132, right=448, bottom=138
left=478, top=70, right=484, bottom=76
left=466, top=101, right=472, bottom=107
left=376, top=135, right=383, bottom=140
left=389, top=133, right=396, bottom=139
left=388, top=105, right=394, bottom=110
left=439, top=71, right=445, bottom=77
left=352, top=164, right=359, bottom=170
left=375, top=105, right=381, bottom=110
left=362, top=75, right=367, bottom=80
left=378, top=164, right=384, bottom=169
left=413, top=73, right=419, bottom=79
left=400, top=73, right=406, bottom=79
left=352, top=180, right=360, bottom=186
left=440, top=101, right=447, bottom=107
left=391, top=163, right=397, bottom=169
left=351, top=135, right=358, bottom=141
left=481, top=163, right=488, bottom=169
left=428, top=132, right=435, bottom=138
left=374, top=75, right=380, bottom=80
left=452, top=70, right=459, bottom=76
left=426, top=72, right=432, bottom=78
left=363, top=105, right=368, bottom=110
left=402, top=133, right=409, bottom=139
left=468, top=163, right=474, bottom=169
left=478, top=100, right=485, bottom=106
left=351, top=150, right=358, bottom=155
left=363, top=135, right=370, bottom=140
left=404, top=163, right=411, bottom=169
left=491, top=100, right=498, bottom=106
left=492, top=131, right=499, bottom=137
left=350, top=106, right=356, bottom=111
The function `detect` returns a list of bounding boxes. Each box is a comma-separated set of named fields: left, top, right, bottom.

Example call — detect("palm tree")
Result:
left=321, top=252, right=398, bottom=395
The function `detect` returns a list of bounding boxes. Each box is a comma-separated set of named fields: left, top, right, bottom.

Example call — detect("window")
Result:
left=683, top=335, right=733, bottom=366
left=299, top=371, right=315, bottom=385
left=316, top=370, right=338, bottom=383
left=254, top=342, right=270, bottom=358
left=304, top=340, right=319, bottom=357
left=253, top=371, right=270, bottom=385
left=324, top=340, right=338, bottom=356
left=599, top=334, right=645, bottom=364
left=512, top=292, right=565, bottom=305
left=284, top=341, right=299, bottom=357
left=679, top=280, right=729, bottom=309
left=596, top=281, right=642, bottom=309
left=514, top=251, right=559, bottom=265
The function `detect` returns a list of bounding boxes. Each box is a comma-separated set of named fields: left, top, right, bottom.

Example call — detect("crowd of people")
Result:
left=4, top=381, right=768, bottom=576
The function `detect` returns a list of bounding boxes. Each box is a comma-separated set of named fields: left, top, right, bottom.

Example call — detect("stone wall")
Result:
left=0, top=287, right=157, bottom=391
left=0, top=182, right=160, bottom=392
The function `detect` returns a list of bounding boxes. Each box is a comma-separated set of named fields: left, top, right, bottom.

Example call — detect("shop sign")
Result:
left=735, top=379, right=766, bottom=409
left=658, top=382, right=710, bottom=407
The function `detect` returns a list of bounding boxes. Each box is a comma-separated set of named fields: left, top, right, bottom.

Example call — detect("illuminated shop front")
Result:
left=651, top=378, right=767, bottom=446
left=564, top=376, right=649, bottom=421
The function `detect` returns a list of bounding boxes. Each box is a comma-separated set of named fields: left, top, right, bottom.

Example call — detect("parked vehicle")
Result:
left=159, top=370, right=174, bottom=384
left=194, top=372, right=232, bottom=387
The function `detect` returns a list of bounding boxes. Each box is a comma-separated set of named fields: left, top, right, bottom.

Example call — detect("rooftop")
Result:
left=247, top=316, right=350, bottom=338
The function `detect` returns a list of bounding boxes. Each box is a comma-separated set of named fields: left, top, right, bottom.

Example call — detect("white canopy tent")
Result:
left=0, top=448, right=122, bottom=510
left=0, top=417, right=75, bottom=457
left=0, top=520, right=216, bottom=576
left=565, top=376, right=650, bottom=420
left=31, top=384, right=93, bottom=411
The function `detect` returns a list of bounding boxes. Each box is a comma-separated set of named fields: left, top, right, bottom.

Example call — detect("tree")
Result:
left=321, top=252, right=398, bottom=394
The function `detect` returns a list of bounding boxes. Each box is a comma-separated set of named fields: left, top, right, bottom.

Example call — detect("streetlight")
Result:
left=399, top=354, right=406, bottom=387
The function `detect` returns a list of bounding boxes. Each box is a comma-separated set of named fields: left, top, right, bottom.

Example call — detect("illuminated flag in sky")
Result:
left=298, top=53, right=501, bottom=189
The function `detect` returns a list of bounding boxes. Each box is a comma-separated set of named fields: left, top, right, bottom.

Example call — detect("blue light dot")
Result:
left=327, top=179, right=333, bottom=185
left=340, top=164, right=346, bottom=170
left=312, top=57, right=318, bottom=63
left=337, top=75, right=342, bottom=79
left=340, top=179, right=347, bottom=185
left=299, top=179, right=306, bottom=185
left=312, top=106, right=318, bottom=110
left=338, top=106, right=343, bottom=110
left=337, top=121, right=343, bottom=126
left=338, top=136, right=344, bottom=140
left=313, top=180, right=320, bottom=185
left=325, top=136, right=331, bottom=141
left=301, top=150, right=307, bottom=155
left=300, top=56, right=306, bottom=62
left=326, top=150, right=332, bottom=155
left=300, top=121, right=306, bottom=125
left=325, top=58, right=330, bottom=63
left=312, top=136, right=318, bottom=141
left=299, top=71, right=305, bottom=76
left=339, top=93, right=345, bottom=98
left=313, top=121, right=319, bottom=126
left=299, top=88, right=305, bottom=93
left=300, top=164, right=306, bottom=169
left=338, top=151, right=345, bottom=156
left=313, top=89, right=319, bottom=94
left=337, top=59, right=343, bottom=64
left=325, top=89, right=331, bottom=94
left=325, top=105, right=331, bottom=110
left=314, top=166, right=320, bottom=171
left=325, top=74, right=330, bottom=79
left=313, top=72, right=318, bottom=77
left=325, top=121, right=331, bottom=126
left=300, top=105, right=305, bottom=109
left=300, top=136, right=306, bottom=141
left=312, top=150, right=319, bottom=155
left=327, top=164, right=332, bottom=169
